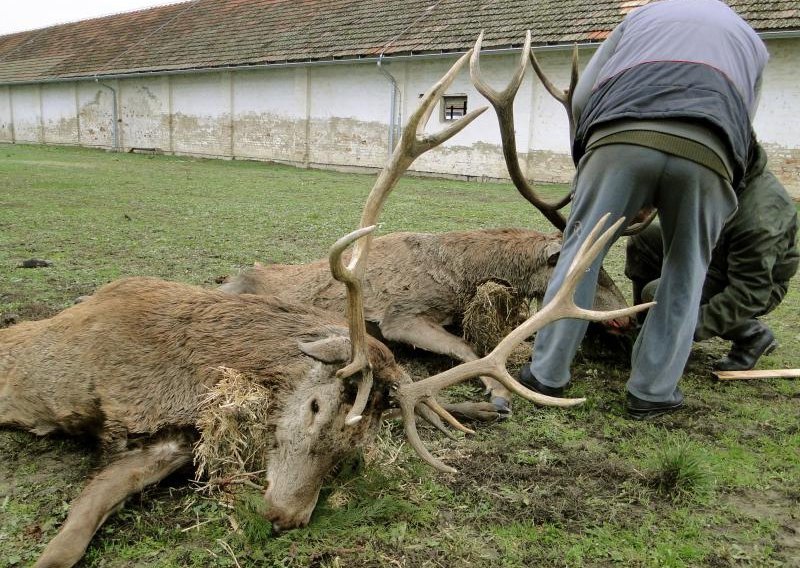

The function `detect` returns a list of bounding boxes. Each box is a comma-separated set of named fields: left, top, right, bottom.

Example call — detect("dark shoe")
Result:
left=518, top=363, right=566, bottom=397
left=626, top=389, right=684, bottom=420
left=713, top=321, right=777, bottom=372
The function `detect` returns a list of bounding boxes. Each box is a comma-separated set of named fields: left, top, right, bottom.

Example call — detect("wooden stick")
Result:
left=713, top=368, right=800, bottom=381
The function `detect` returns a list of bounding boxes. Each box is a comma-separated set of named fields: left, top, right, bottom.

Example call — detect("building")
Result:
left=0, top=0, right=798, bottom=194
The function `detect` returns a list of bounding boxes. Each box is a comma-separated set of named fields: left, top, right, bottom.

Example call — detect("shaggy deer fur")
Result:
left=0, top=277, right=408, bottom=568
left=221, top=228, right=632, bottom=407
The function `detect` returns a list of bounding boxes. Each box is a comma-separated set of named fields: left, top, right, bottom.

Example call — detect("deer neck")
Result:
left=438, top=229, right=557, bottom=300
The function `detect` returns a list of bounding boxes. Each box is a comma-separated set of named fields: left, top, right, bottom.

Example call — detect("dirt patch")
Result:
left=445, top=439, right=653, bottom=530
left=724, top=489, right=800, bottom=566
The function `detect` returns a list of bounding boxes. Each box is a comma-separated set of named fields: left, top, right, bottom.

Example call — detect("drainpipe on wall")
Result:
left=95, top=78, right=120, bottom=151
left=377, top=54, right=400, bottom=156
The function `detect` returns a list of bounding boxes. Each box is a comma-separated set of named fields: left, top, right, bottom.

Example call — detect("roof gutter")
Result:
left=1, top=29, right=797, bottom=87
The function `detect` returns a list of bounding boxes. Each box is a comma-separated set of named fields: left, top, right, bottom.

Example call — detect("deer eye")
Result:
left=310, top=399, right=320, bottom=414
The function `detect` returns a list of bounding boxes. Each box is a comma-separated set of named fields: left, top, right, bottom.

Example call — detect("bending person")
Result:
left=519, top=0, right=769, bottom=419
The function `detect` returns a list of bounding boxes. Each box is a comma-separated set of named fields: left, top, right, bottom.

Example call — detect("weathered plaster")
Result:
left=120, top=77, right=170, bottom=150
left=77, top=83, right=114, bottom=147
left=1, top=37, right=797, bottom=196
left=10, top=84, right=42, bottom=143
left=41, top=83, right=80, bottom=145
left=0, top=86, right=12, bottom=142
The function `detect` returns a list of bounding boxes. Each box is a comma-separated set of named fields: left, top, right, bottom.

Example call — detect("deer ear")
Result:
left=299, top=336, right=351, bottom=364
left=544, top=240, right=562, bottom=266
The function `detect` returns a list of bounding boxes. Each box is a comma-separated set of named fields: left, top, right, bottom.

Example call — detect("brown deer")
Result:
left=220, top=228, right=633, bottom=409
left=0, top=48, right=652, bottom=568
left=220, top=32, right=654, bottom=415
left=0, top=50, right=572, bottom=568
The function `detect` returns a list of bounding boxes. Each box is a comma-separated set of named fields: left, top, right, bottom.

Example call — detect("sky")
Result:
left=0, top=1, right=186, bottom=35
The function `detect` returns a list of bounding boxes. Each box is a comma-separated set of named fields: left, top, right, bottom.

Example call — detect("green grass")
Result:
left=1, top=143, right=799, bottom=567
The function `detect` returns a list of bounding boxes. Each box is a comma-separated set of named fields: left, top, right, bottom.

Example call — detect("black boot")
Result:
left=713, top=320, right=777, bottom=372
left=518, top=363, right=566, bottom=397
left=626, top=388, right=685, bottom=420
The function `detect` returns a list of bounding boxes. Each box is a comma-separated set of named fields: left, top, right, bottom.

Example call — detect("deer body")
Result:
left=1, top=277, right=401, bottom=567
left=0, top=47, right=653, bottom=567
left=221, top=229, right=631, bottom=406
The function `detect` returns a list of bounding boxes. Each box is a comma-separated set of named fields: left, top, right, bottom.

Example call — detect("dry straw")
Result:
left=462, top=280, right=530, bottom=360
left=194, top=367, right=275, bottom=493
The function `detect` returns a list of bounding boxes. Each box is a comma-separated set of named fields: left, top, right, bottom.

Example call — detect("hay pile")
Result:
left=462, top=280, right=531, bottom=364
left=194, top=367, right=275, bottom=493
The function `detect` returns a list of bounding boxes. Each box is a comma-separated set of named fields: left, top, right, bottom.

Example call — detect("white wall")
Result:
left=41, top=83, right=79, bottom=145
left=753, top=37, right=800, bottom=191
left=120, top=76, right=170, bottom=150
left=0, top=86, right=12, bottom=141
left=10, top=84, right=42, bottom=143
left=77, top=82, right=114, bottom=147
left=0, top=37, right=797, bottom=195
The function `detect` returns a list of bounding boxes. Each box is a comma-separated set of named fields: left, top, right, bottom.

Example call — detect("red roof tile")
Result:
left=0, top=0, right=797, bottom=83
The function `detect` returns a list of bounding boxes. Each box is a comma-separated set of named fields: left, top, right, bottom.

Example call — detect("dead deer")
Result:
left=0, top=50, right=553, bottom=568
left=0, top=49, right=652, bottom=568
left=220, top=33, right=652, bottom=415
left=220, top=228, right=633, bottom=407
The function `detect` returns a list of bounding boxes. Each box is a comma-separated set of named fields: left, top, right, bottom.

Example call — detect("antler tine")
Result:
left=470, top=31, right=570, bottom=231
left=329, top=225, right=377, bottom=425
left=333, top=53, right=487, bottom=426
left=621, top=207, right=658, bottom=236
left=529, top=44, right=579, bottom=140
left=394, top=215, right=656, bottom=471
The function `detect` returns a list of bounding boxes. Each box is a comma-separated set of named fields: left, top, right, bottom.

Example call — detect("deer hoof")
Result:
left=490, top=396, right=512, bottom=419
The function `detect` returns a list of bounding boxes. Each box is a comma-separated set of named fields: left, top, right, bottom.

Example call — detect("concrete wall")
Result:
left=0, top=37, right=797, bottom=195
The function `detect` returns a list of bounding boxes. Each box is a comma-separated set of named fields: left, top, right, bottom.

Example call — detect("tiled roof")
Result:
left=0, top=0, right=797, bottom=84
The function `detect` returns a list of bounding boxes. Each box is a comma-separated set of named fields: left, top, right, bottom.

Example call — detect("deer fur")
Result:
left=221, top=228, right=632, bottom=407
left=0, top=277, right=405, bottom=568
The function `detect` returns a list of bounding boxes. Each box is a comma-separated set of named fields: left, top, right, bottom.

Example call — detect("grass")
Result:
left=1, top=143, right=799, bottom=567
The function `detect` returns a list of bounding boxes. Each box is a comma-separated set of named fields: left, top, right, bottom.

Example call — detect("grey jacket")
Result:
left=572, top=0, right=768, bottom=188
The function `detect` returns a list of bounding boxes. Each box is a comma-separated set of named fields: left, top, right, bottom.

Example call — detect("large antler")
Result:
left=394, top=214, right=655, bottom=473
left=330, top=49, right=488, bottom=426
left=470, top=31, right=571, bottom=231
left=473, top=31, right=656, bottom=236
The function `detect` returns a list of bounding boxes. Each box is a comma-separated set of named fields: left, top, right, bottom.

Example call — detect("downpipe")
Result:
left=377, top=55, right=401, bottom=156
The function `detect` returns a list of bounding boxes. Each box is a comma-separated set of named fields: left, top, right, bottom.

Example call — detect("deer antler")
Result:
left=393, top=214, right=656, bottom=473
left=330, top=49, right=488, bottom=426
left=474, top=31, right=655, bottom=236
left=470, top=30, right=571, bottom=231
left=529, top=43, right=579, bottom=145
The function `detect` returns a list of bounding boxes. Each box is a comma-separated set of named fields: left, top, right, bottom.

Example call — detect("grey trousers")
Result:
left=529, top=144, right=737, bottom=403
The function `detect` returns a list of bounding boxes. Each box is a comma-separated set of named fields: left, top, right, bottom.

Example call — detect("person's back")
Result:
left=573, top=0, right=769, bottom=187
left=594, top=0, right=768, bottom=110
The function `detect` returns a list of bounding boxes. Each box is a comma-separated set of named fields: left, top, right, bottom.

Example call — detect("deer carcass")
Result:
left=0, top=276, right=407, bottom=567
left=0, top=50, right=513, bottom=568
left=0, top=48, right=651, bottom=568
left=220, top=228, right=633, bottom=403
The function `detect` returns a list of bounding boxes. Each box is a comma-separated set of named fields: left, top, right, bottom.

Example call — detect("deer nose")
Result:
left=604, top=315, right=634, bottom=334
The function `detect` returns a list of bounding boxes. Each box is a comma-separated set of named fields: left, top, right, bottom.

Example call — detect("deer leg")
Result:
left=378, top=314, right=512, bottom=414
left=34, top=436, right=192, bottom=568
